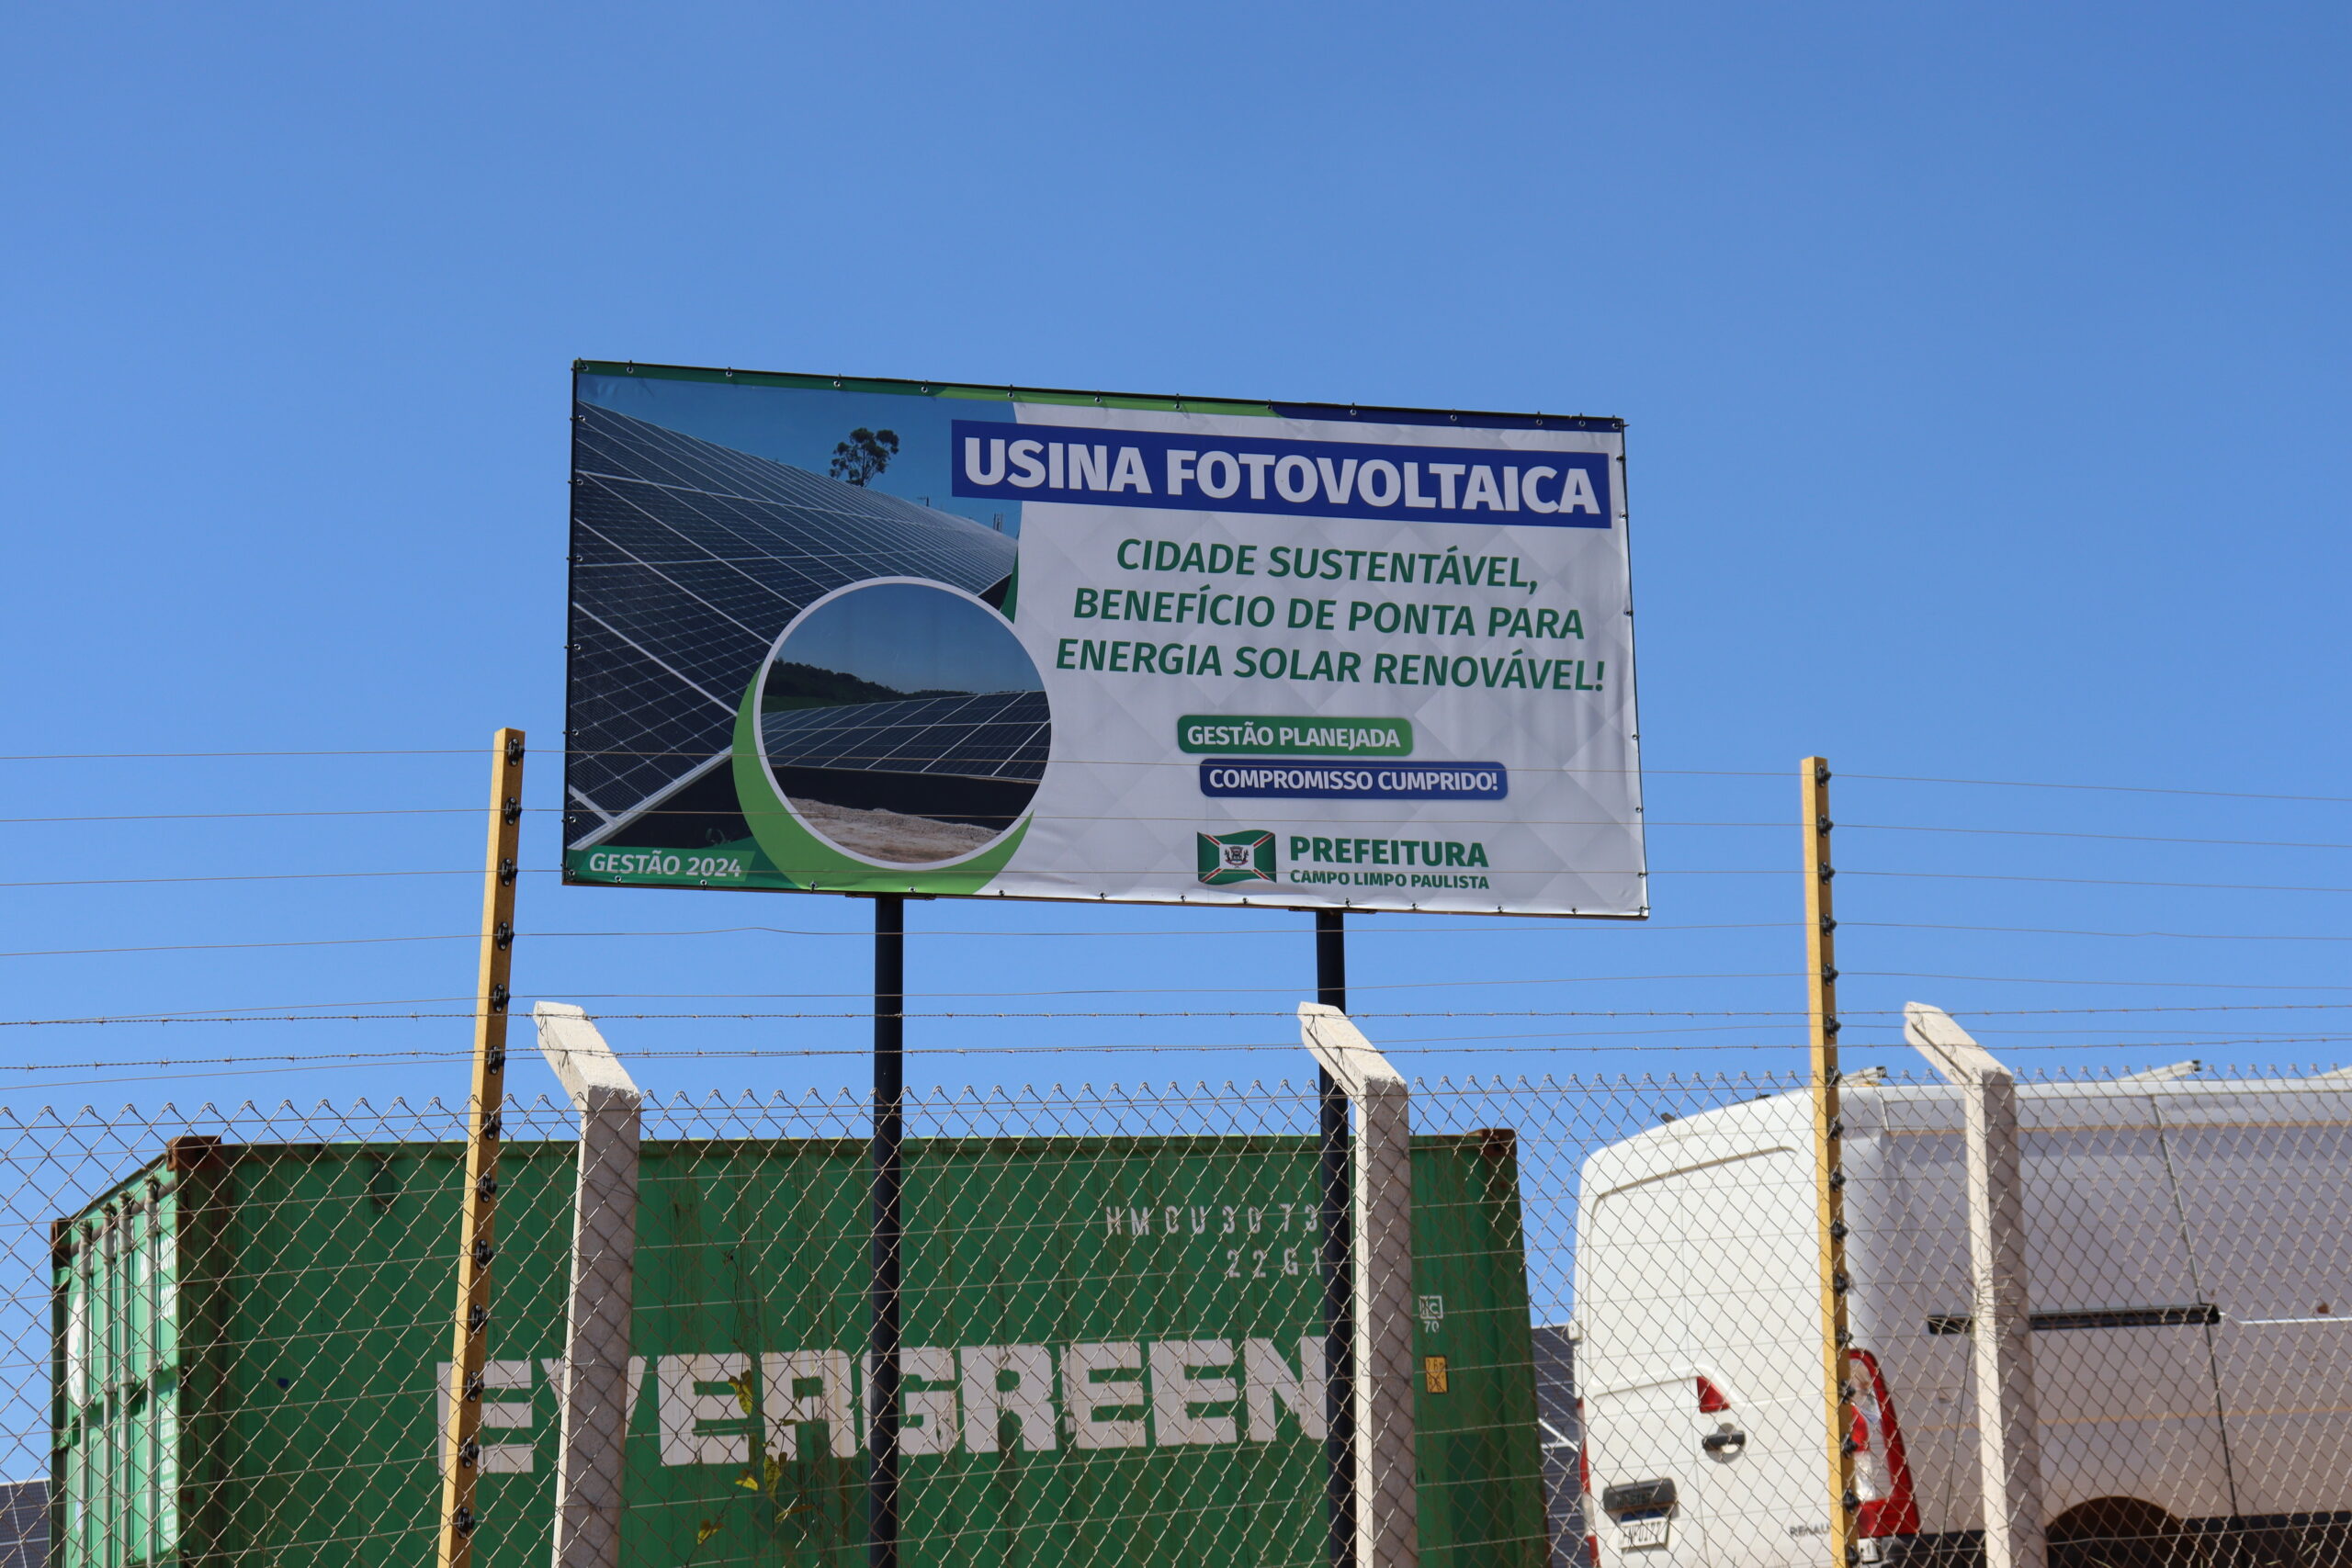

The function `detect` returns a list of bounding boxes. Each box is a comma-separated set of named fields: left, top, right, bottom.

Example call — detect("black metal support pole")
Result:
left=1317, top=908, right=1356, bottom=1568
left=869, top=895, right=905, bottom=1568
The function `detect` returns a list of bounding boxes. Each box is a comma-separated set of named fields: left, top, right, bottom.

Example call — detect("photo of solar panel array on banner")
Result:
left=567, top=403, right=1015, bottom=853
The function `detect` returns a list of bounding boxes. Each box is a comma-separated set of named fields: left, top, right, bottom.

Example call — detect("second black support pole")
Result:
left=1317, top=908, right=1357, bottom=1568
left=869, top=894, right=906, bottom=1568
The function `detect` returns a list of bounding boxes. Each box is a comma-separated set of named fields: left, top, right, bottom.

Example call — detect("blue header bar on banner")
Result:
left=952, top=421, right=1612, bottom=528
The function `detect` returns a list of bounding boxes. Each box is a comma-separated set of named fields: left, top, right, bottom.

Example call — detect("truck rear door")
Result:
left=1583, top=1146, right=1795, bottom=1568
left=1679, top=1147, right=1824, bottom=1568
left=1590, top=1376, right=1713, bottom=1564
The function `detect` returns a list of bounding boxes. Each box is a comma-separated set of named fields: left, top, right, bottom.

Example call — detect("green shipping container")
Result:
left=54, top=1131, right=1543, bottom=1568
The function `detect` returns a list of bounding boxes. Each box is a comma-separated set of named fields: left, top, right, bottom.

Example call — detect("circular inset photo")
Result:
left=758, top=580, right=1048, bottom=866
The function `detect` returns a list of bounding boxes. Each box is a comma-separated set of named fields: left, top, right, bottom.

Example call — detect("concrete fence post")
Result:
left=534, top=1002, right=644, bottom=1568
left=1301, top=1002, right=1419, bottom=1568
left=1906, top=1002, right=2046, bottom=1568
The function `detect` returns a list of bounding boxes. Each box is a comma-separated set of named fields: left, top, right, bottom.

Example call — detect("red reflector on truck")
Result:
left=1577, top=1399, right=1598, bottom=1568
left=1577, top=1398, right=1590, bottom=1495
left=1848, top=1349, right=1920, bottom=1538
left=1696, top=1375, right=1730, bottom=1414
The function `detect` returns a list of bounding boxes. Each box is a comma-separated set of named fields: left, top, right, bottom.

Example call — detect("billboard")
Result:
left=564, top=364, right=1644, bottom=917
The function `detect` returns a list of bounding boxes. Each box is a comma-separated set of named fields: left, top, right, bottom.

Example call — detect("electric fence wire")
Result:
left=7, top=746, right=2352, bottom=803
left=3, top=757, right=2344, bottom=1105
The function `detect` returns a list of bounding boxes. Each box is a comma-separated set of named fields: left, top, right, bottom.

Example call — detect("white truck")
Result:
left=1571, top=1073, right=2352, bottom=1568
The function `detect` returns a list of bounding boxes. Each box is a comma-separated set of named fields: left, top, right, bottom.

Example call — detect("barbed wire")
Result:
left=12, top=798, right=2352, bottom=853
left=10, top=999, right=2351, bottom=1028
left=0, top=807, right=525, bottom=824
left=12, top=916, right=2352, bottom=963
left=9, top=967, right=2346, bottom=1022
left=1838, top=869, right=2352, bottom=894
left=1839, top=821, right=2352, bottom=851
left=1844, top=920, right=2352, bottom=944
left=1838, top=770, right=2352, bottom=805
left=0, top=923, right=1801, bottom=959
left=9, top=863, right=2352, bottom=894
left=6, top=759, right=2346, bottom=1122
left=7, top=746, right=2351, bottom=805
left=3, top=1029, right=2346, bottom=1071
left=1, top=1035, right=2348, bottom=1095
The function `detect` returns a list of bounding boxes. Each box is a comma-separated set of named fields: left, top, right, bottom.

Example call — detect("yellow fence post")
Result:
left=436, top=728, right=526, bottom=1568
left=1803, top=756, right=1858, bottom=1568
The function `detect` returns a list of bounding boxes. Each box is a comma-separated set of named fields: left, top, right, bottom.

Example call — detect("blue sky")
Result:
left=0, top=2, right=2346, bottom=1117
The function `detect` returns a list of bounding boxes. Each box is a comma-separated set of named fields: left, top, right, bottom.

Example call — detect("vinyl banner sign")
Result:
left=563, top=363, right=1645, bottom=916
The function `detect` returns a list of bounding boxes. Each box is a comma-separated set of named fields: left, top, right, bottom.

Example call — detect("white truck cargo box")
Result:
left=1572, top=1077, right=2352, bottom=1568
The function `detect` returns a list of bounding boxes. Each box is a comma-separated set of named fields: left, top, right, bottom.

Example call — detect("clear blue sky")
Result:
left=1, top=3, right=2346, bottom=1117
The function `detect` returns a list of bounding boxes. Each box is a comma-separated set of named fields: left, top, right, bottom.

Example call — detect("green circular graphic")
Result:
left=734, top=580, right=1041, bottom=891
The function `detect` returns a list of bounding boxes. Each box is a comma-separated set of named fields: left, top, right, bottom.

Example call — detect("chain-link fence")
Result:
left=22, top=1059, right=2352, bottom=1568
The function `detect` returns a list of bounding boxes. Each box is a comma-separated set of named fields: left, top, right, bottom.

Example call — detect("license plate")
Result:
left=1618, top=1515, right=1671, bottom=1551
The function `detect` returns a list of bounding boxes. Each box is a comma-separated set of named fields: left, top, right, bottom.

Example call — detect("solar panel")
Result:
left=758, top=691, right=1049, bottom=783
left=565, top=403, right=1017, bottom=848
left=0, top=1482, right=42, bottom=1568
left=1532, top=1325, right=1584, bottom=1568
